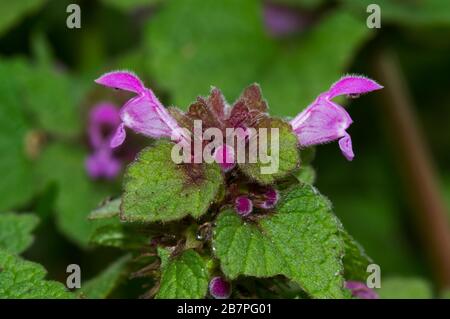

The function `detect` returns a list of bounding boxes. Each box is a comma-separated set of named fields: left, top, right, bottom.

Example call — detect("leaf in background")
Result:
left=156, top=249, right=209, bottom=299
left=146, top=0, right=371, bottom=116
left=0, top=0, right=45, bottom=37
left=122, top=140, right=223, bottom=223
left=343, top=0, right=450, bottom=27
left=18, top=64, right=83, bottom=138
left=81, top=254, right=131, bottom=299
left=294, top=165, right=316, bottom=184
left=0, top=59, right=36, bottom=211
left=341, top=230, right=373, bottom=282
left=0, top=57, right=84, bottom=210
left=88, top=198, right=121, bottom=220
left=89, top=219, right=149, bottom=250
left=238, top=118, right=300, bottom=184
left=101, top=0, right=161, bottom=12
left=0, top=213, right=39, bottom=254
left=378, top=277, right=433, bottom=299
left=0, top=250, right=74, bottom=299
left=213, top=184, right=347, bottom=298
left=36, top=143, right=113, bottom=247
left=270, top=0, right=326, bottom=9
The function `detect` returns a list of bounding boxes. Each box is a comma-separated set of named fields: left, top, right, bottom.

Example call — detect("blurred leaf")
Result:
left=0, top=213, right=39, bottom=254
left=18, top=64, right=83, bottom=138
left=156, top=249, right=209, bottom=299
left=36, top=143, right=113, bottom=247
left=101, top=0, right=161, bottom=12
left=0, top=56, right=83, bottom=211
left=0, top=59, right=36, bottom=211
left=295, top=165, right=316, bottom=184
left=213, top=184, right=348, bottom=299
left=343, top=0, right=450, bottom=27
left=0, top=0, right=45, bottom=37
left=89, top=220, right=149, bottom=250
left=122, top=141, right=223, bottom=223
left=271, top=0, right=326, bottom=9
left=88, top=198, right=121, bottom=220
left=0, top=249, right=74, bottom=299
left=81, top=254, right=131, bottom=299
left=146, top=0, right=371, bottom=116
left=378, top=277, right=433, bottom=299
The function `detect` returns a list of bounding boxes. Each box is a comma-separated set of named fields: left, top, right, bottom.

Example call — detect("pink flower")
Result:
left=234, top=196, right=253, bottom=216
left=95, top=71, right=189, bottom=148
left=209, top=277, right=232, bottom=299
left=214, top=144, right=236, bottom=172
left=260, top=188, right=279, bottom=209
left=85, top=103, right=122, bottom=179
left=290, top=75, right=383, bottom=161
left=345, top=281, right=379, bottom=299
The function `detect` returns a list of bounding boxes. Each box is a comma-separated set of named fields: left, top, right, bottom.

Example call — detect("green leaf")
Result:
left=213, top=184, right=346, bottom=298
left=101, top=0, right=161, bottom=12
left=81, top=255, right=132, bottom=299
left=18, top=64, right=83, bottom=138
left=0, top=60, right=36, bottom=211
left=36, top=143, right=113, bottom=247
left=156, top=249, right=209, bottom=299
left=0, top=213, right=39, bottom=254
left=238, top=118, right=300, bottom=184
left=378, top=277, right=433, bottom=299
left=0, top=0, right=45, bottom=37
left=0, top=250, right=74, bottom=299
left=122, top=140, right=223, bottom=222
left=295, top=165, right=316, bottom=184
left=89, top=220, right=149, bottom=250
left=343, top=0, right=450, bottom=27
left=88, top=198, right=121, bottom=220
left=146, top=0, right=370, bottom=116
left=341, top=230, right=372, bottom=282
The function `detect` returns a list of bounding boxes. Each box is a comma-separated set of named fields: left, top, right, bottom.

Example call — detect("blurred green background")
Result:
left=1, top=0, right=450, bottom=298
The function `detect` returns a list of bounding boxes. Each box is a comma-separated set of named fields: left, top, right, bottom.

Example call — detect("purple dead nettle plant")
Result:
left=95, top=71, right=382, bottom=299
left=86, top=103, right=123, bottom=179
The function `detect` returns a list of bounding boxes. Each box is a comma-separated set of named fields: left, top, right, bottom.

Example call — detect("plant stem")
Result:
left=372, top=48, right=450, bottom=289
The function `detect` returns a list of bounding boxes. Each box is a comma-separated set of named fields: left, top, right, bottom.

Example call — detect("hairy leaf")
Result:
left=213, top=184, right=346, bottom=298
left=341, top=230, right=372, bottom=282
left=239, top=118, right=300, bottom=184
left=0, top=250, right=74, bottom=299
left=0, top=213, right=39, bottom=254
left=122, top=140, right=223, bottom=222
left=156, top=249, right=209, bottom=299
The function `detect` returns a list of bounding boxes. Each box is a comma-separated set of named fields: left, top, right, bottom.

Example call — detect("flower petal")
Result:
left=291, top=98, right=352, bottom=147
left=120, top=95, right=173, bottom=139
left=214, top=144, right=236, bottom=172
left=338, top=132, right=354, bottom=161
left=345, top=281, right=378, bottom=299
left=89, top=103, right=120, bottom=148
left=235, top=196, right=253, bottom=216
left=110, top=123, right=127, bottom=148
left=209, top=277, right=232, bottom=299
left=327, top=75, right=383, bottom=99
left=86, top=149, right=121, bottom=179
left=95, top=71, right=145, bottom=94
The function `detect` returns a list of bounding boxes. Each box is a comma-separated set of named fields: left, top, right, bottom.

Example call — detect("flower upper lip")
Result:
left=290, top=75, right=383, bottom=161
